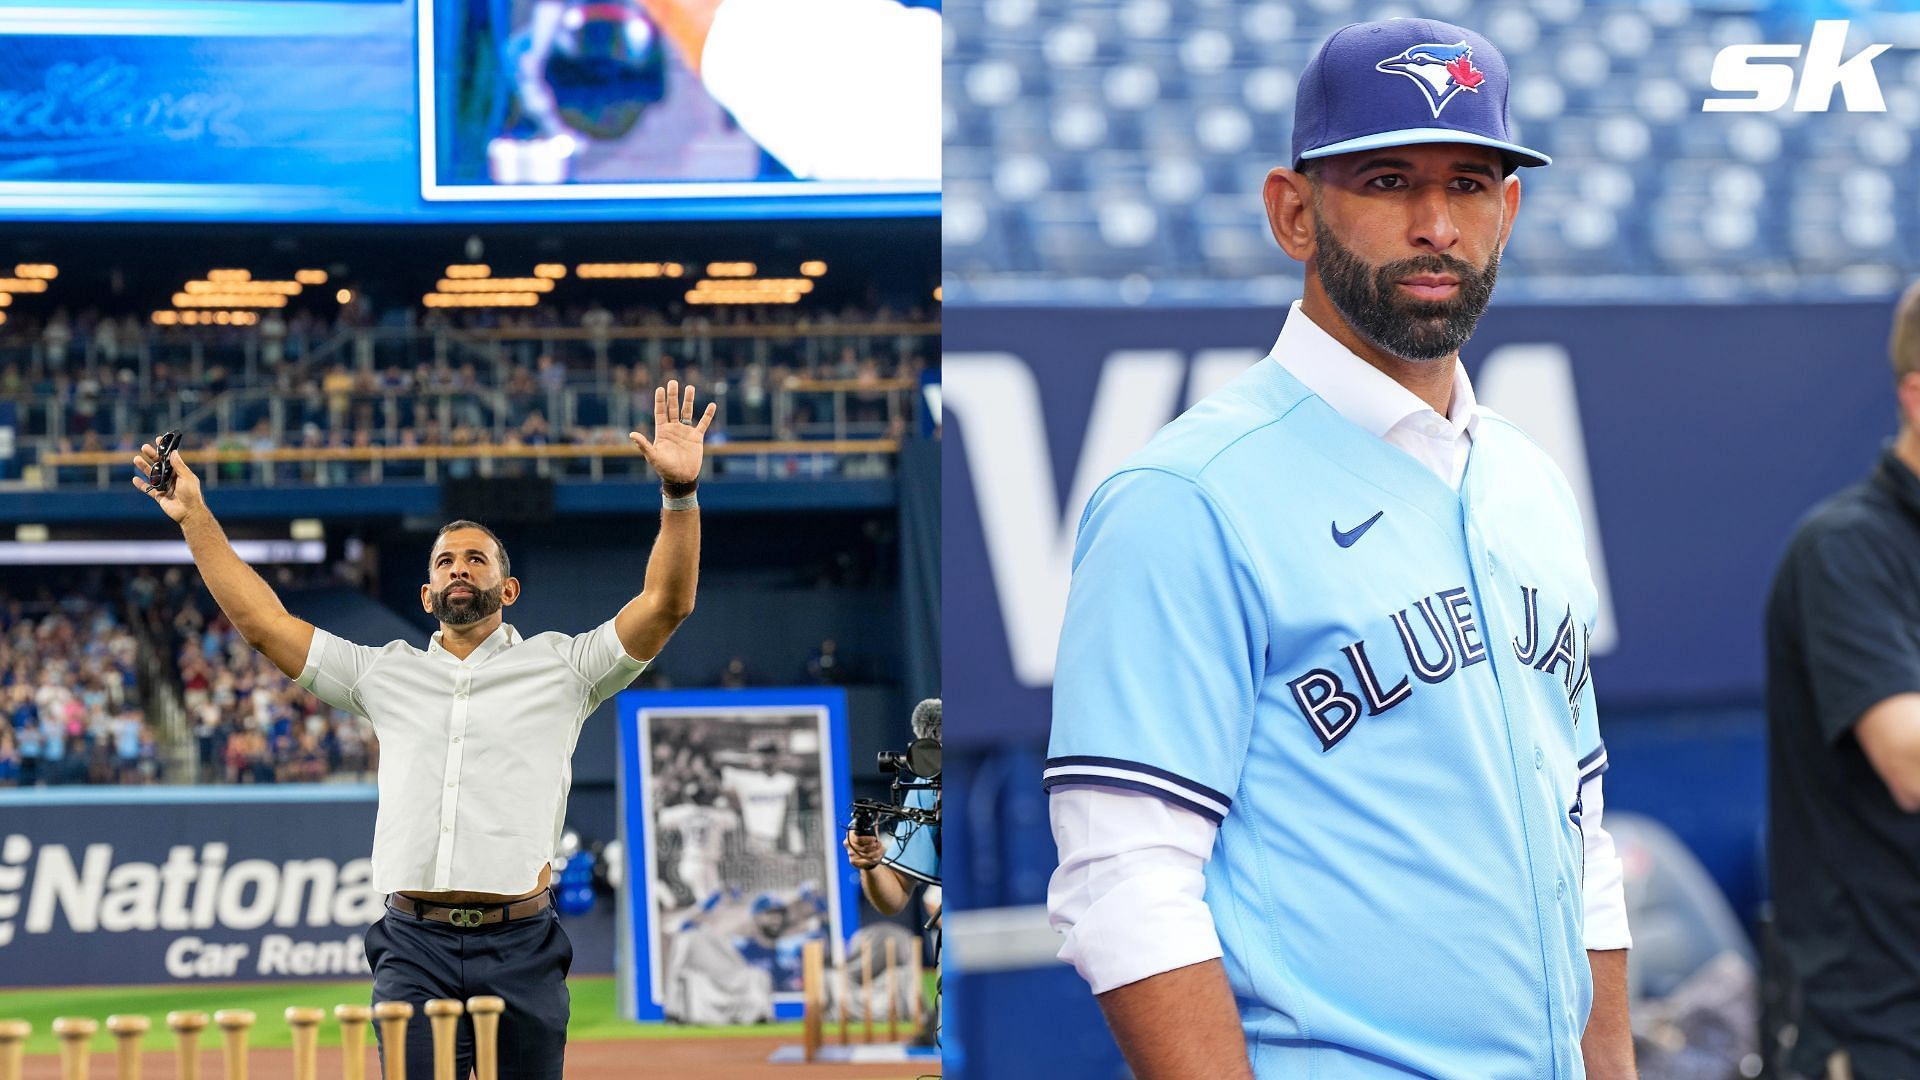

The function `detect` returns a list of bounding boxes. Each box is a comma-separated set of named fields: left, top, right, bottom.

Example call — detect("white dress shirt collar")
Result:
left=1270, top=299, right=1480, bottom=443
left=427, top=621, right=519, bottom=664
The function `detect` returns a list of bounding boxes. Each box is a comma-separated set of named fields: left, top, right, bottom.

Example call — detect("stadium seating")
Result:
left=942, top=0, right=1920, bottom=298
left=0, top=303, right=931, bottom=488
left=0, top=583, right=157, bottom=785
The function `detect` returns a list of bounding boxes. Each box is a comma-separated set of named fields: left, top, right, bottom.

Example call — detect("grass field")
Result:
left=0, top=976, right=813, bottom=1057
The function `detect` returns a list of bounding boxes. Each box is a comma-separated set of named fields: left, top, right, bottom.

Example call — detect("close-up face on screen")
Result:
left=3, top=2, right=1920, bottom=1080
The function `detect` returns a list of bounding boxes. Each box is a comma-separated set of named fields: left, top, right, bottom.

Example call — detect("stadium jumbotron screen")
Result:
left=0, top=0, right=938, bottom=223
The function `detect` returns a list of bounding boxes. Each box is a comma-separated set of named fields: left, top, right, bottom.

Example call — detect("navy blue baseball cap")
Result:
left=1291, top=19, right=1550, bottom=172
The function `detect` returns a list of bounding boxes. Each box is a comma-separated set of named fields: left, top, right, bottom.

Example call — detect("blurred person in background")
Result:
left=1767, top=281, right=1920, bottom=1080
left=843, top=699, right=940, bottom=918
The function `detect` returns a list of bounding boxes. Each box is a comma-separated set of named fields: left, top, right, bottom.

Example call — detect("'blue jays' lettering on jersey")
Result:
left=1047, top=359, right=1606, bottom=1079
left=1286, top=579, right=1594, bottom=750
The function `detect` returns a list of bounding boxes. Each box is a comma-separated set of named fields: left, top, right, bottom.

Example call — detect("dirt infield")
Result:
left=16, top=1037, right=939, bottom=1079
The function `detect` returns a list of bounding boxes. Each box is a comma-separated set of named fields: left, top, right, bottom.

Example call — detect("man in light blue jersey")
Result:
left=1046, top=19, right=1633, bottom=1080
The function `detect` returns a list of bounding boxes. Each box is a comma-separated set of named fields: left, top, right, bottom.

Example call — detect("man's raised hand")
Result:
left=628, top=379, right=718, bottom=485
left=132, top=442, right=205, bottom=524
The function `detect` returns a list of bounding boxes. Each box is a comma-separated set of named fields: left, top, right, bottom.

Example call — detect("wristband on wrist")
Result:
left=661, top=478, right=699, bottom=499
left=663, top=491, right=699, bottom=512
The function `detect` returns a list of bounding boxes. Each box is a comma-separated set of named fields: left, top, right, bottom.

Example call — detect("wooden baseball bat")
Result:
left=836, top=950, right=850, bottom=1045
left=466, top=997, right=504, bottom=1080
left=107, top=1015, right=150, bottom=1080
left=423, top=1001, right=463, bottom=1080
left=167, top=1011, right=209, bottom=1080
left=371, top=1003, right=413, bottom=1080
left=284, top=1008, right=323, bottom=1080
left=0, top=1020, right=31, bottom=1080
left=332, top=1005, right=371, bottom=1080
left=909, top=942, right=925, bottom=1028
left=886, top=937, right=900, bottom=1042
left=801, top=939, right=824, bottom=1063
left=861, top=938, right=874, bottom=1044
left=52, top=1017, right=97, bottom=1080
left=213, top=1009, right=255, bottom=1080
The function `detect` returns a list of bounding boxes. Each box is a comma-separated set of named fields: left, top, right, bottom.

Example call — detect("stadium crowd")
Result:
left=0, top=566, right=871, bottom=788
left=142, top=565, right=378, bottom=786
left=0, top=582, right=153, bottom=786
left=0, top=567, right=379, bottom=788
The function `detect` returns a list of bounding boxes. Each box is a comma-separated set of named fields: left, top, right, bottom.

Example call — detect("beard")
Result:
left=431, top=582, right=503, bottom=626
left=1313, top=217, right=1500, bottom=363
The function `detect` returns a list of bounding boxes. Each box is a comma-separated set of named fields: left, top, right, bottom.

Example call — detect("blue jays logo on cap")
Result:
left=1375, top=41, right=1486, bottom=119
left=1290, top=19, right=1550, bottom=171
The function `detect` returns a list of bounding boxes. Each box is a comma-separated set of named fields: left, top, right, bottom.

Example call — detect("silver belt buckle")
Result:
left=449, top=907, right=485, bottom=928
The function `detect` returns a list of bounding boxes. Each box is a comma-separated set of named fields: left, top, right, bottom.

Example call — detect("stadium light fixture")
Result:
left=421, top=292, right=541, bottom=308
left=172, top=293, right=288, bottom=308
left=434, top=277, right=554, bottom=293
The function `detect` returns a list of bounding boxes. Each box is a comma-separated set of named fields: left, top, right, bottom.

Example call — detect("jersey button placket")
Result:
left=1468, top=517, right=1567, bottom=1077
left=435, top=672, right=472, bottom=889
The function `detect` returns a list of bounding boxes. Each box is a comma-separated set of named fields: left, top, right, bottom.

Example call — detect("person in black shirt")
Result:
left=1768, top=280, right=1920, bottom=1079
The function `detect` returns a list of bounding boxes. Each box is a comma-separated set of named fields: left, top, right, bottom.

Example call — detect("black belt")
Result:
left=387, top=889, right=553, bottom=928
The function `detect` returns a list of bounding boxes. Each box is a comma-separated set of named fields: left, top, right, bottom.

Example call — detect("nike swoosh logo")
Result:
left=1331, top=511, right=1385, bottom=548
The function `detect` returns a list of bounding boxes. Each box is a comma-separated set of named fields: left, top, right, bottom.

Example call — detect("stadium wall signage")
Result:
left=0, top=788, right=379, bottom=985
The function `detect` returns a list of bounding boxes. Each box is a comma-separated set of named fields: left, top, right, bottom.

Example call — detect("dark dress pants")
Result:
left=365, top=903, right=572, bottom=1079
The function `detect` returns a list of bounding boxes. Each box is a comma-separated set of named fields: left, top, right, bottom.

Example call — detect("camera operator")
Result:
left=843, top=699, right=940, bottom=916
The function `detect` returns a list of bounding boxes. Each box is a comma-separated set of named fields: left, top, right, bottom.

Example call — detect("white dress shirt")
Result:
left=1048, top=301, right=1630, bottom=994
left=298, top=619, right=648, bottom=895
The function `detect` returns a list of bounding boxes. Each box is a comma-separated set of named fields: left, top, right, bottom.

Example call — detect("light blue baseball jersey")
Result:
left=1047, top=357, right=1606, bottom=1079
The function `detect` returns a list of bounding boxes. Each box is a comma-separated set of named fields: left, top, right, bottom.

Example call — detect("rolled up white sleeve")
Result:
left=1581, top=773, right=1633, bottom=952
left=699, top=0, right=940, bottom=180
left=1047, top=784, right=1223, bottom=994
left=295, top=626, right=381, bottom=721
left=563, top=618, right=652, bottom=713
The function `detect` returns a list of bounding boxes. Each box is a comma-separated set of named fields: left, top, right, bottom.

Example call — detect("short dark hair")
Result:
left=1893, top=279, right=1920, bottom=384
left=432, top=519, right=510, bottom=580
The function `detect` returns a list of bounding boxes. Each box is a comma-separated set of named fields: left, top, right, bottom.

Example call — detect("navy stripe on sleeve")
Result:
left=1043, top=755, right=1232, bottom=809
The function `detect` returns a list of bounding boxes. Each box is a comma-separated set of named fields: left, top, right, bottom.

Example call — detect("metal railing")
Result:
left=1, top=321, right=935, bottom=448
left=0, top=319, right=937, bottom=390
left=38, top=437, right=903, bottom=489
